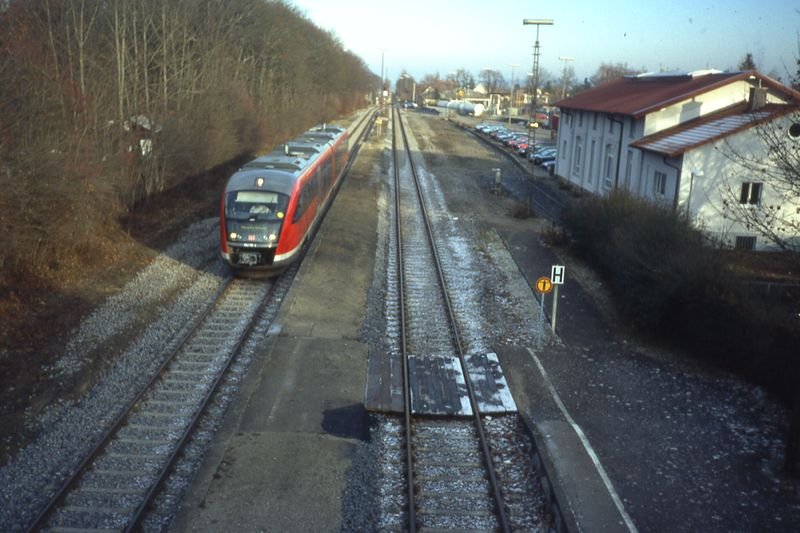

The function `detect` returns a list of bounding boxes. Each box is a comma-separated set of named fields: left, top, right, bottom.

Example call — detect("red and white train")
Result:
left=219, top=124, right=349, bottom=275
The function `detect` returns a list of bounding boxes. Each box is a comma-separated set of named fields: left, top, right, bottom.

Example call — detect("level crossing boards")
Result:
left=365, top=351, right=517, bottom=416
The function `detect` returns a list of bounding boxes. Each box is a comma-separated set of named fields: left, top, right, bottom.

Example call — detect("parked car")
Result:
left=525, top=144, right=552, bottom=158
left=528, top=147, right=556, bottom=165
left=517, top=142, right=553, bottom=157
left=505, top=134, right=528, bottom=148
left=491, top=128, right=510, bottom=139
left=506, top=133, right=528, bottom=150
left=541, top=159, right=557, bottom=175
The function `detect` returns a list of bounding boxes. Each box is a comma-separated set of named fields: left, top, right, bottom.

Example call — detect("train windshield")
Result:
left=226, top=190, right=289, bottom=221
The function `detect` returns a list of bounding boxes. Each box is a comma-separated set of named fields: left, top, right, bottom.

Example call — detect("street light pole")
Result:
left=558, top=56, right=575, bottom=100
left=508, top=64, right=518, bottom=126
left=380, top=50, right=386, bottom=117
left=523, top=18, right=553, bottom=168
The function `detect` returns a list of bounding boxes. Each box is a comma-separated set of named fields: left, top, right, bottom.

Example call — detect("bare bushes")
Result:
left=561, top=191, right=799, bottom=405
left=563, top=191, right=716, bottom=329
left=158, top=84, right=268, bottom=186
left=1, top=150, right=128, bottom=284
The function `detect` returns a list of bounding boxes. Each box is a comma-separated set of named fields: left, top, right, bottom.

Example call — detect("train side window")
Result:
left=293, top=186, right=306, bottom=222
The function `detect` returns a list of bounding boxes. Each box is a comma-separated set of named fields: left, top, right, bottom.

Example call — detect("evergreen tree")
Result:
left=738, top=52, right=757, bottom=71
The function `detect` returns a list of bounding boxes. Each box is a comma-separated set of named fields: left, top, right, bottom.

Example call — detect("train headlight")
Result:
left=268, top=233, right=277, bottom=241
left=229, top=232, right=239, bottom=240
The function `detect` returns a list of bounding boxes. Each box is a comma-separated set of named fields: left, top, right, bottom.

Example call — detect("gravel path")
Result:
left=0, top=218, right=225, bottom=530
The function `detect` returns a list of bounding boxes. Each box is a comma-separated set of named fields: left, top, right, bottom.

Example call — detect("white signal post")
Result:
left=550, top=265, right=565, bottom=333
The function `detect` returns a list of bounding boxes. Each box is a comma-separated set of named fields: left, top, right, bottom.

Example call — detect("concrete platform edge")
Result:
left=519, top=412, right=581, bottom=533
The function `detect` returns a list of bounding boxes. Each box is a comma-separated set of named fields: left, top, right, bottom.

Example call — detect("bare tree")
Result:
left=478, top=68, right=504, bottom=93
left=789, top=31, right=800, bottom=90
left=448, top=68, right=475, bottom=96
left=557, top=64, right=577, bottom=99
left=590, top=61, right=643, bottom=86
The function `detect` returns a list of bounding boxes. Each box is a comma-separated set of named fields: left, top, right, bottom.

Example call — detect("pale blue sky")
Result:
left=290, top=0, right=799, bottom=85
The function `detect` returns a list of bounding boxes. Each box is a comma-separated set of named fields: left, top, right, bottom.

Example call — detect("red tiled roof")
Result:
left=630, top=102, right=799, bottom=157
left=554, top=70, right=800, bottom=118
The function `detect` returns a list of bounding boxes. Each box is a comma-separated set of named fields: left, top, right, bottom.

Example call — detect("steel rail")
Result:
left=29, top=108, right=379, bottom=533
left=128, top=108, right=380, bottom=530
left=26, top=276, right=234, bottom=532
left=125, top=278, right=284, bottom=531
left=394, top=106, right=511, bottom=533
left=392, top=107, right=418, bottom=533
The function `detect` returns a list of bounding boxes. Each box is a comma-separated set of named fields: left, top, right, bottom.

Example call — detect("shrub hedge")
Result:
left=561, top=191, right=799, bottom=404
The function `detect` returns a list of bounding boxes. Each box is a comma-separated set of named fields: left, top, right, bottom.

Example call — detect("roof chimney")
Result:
left=748, top=87, right=767, bottom=111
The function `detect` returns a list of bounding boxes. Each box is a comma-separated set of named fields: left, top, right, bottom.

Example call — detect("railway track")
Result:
left=28, top=277, right=271, bottom=532
left=24, top=109, right=379, bottom=533
left=388, top=105, right=514, bottom=532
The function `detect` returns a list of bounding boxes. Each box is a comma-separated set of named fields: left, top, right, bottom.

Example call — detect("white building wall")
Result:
left=556, top=109, right=644, bottom=196
left=637, top=152, right=681, bottom=207
left=554, top=76, right=800, bottom=251
left=678, top=125, right=800, bottom=250
left=643, top=80, right=758, bottom=135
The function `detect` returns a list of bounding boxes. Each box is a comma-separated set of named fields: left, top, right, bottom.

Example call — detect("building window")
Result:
left=739, top=182, right=762, bottom=205
left=578, top=111, right=583, bottom=127
left=654, top=171, right=667, bottom=196
left=562, top=140, right=567, bottom=158
left=609, top=118, right=614, bottom=134
left=625, top=150, right=633, bottom=187
left=573, top=136, right=582, bottom=176
left=628, top=117, right=636, bottom=138
left=593, top=114, right=598, bottom=130
left=735, top=236, right=757, bottom=250
left=604, top=144, right=614, bottom=188
left=588, top=140, right=596, bottom=184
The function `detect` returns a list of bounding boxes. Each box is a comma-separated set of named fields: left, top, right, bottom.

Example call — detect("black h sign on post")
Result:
left=550, top=265, right=565, bottom=334
left=551, top=265, right=565, bottom=285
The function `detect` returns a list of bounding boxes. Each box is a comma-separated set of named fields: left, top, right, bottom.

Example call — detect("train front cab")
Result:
left=220, top=125, right=348, bottom=277
left=220, top=169, right=296, bottom=276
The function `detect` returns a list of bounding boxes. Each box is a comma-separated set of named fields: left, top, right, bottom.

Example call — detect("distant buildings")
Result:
left=553, top=70, right=800, bottom=250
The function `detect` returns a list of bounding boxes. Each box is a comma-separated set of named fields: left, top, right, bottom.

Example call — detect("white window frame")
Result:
left=739, top=181, right=763, bottom=206
left=654, top=170, right=667, bottom=197
left=573, top=136, right=583, bottom=176
left=604, top=144, right=614, bottom=188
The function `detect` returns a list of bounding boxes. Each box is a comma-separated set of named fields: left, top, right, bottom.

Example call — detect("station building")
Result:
left=553, top=70, right=800, bottom=250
